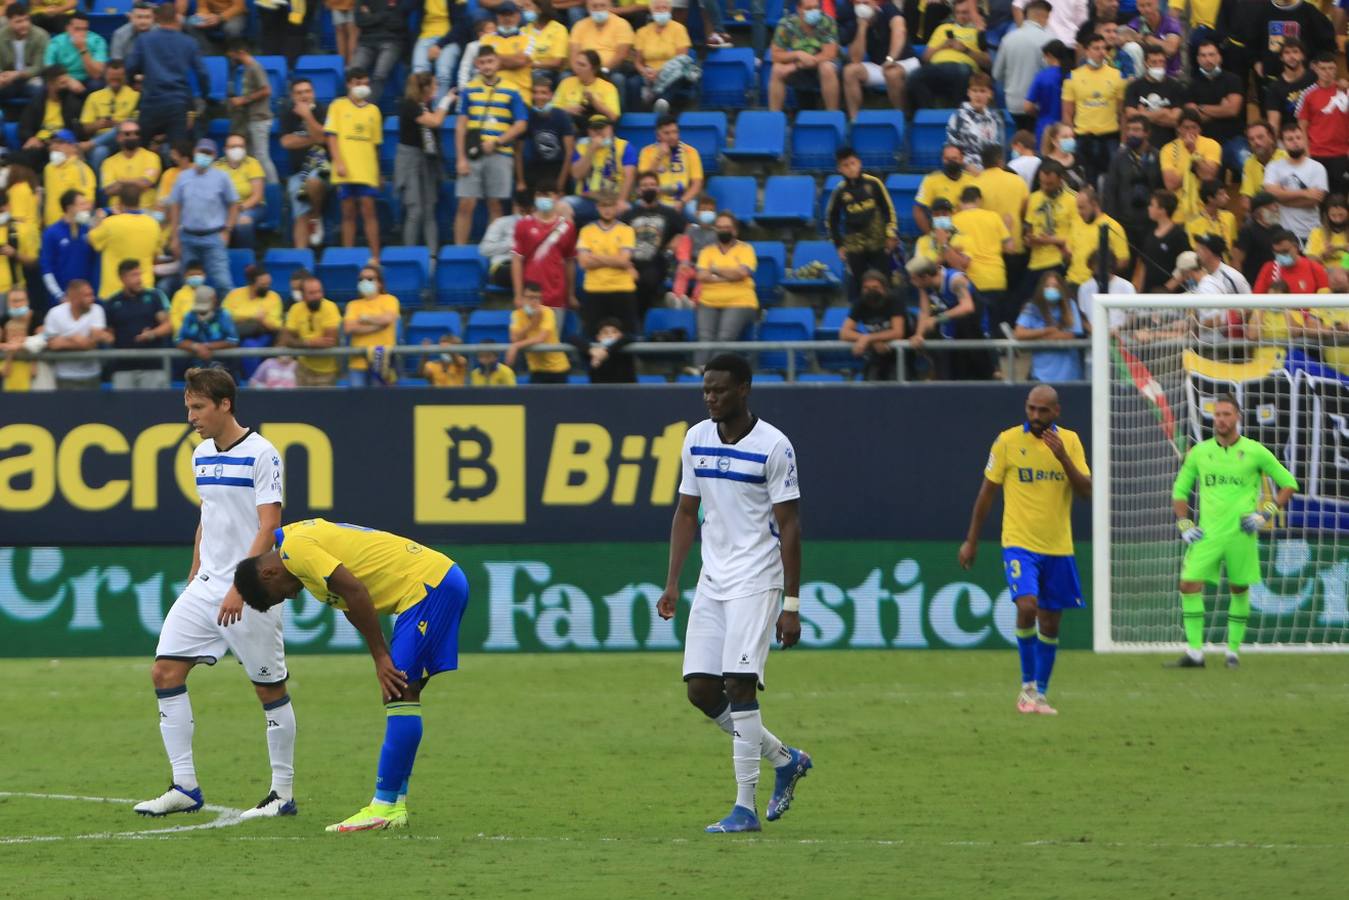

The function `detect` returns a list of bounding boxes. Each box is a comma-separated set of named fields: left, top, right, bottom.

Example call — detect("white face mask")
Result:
left=73, top=210, right=91, bottom=225
left=853, top=3, right=875, bottom=20
left=1146, top=66, right=1166, bottom=80
left=652, top=11, right=671, bottom=25
left=225, top=147, right=246, bottom=163
left=0, top=168, right=9, bottom=188
left=590, top=9, right=609, bottom=23
left=0, top=213, right=10, bottom=225
left=351, top=84, right=372, bottom=101
left=291, top=289, right=303, bottom=302
left=48, top=150, right=68, bottom=167
left=358, top=279, right=378, bottom=297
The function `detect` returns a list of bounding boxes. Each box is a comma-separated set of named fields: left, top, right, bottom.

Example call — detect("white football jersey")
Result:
left=678, top=417, right=800, bottom=600
left=188, top=430, right=284, bottom=599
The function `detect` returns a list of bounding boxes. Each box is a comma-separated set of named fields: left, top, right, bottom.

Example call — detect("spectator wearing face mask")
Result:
left=38, top=188, right=95, bottom=303
left=170, top=261, right=208, bottom=335
left=913, top=144, right=976, bottom=235
left=632, top=0, right=697, bottom=112
left=1061, top=32, right=1125, bottom=187
left=1007, top=130, right=1041, bottom=187
left=89, top=184, right=160, bottom=299
left=507, top=281, right=571, bottom=383
left=840, top=268, right=906, bottom=382
left=99, top=119, right=160, bottom=212
left=569, top=0, right=636, bottom=103
left=222, top=264, right=283, bottom=346
left=166, top=139, right=239, bottom=293
left=283, top=275, right=343, bottom=386
left=1185, top=38, right=1247, bottom=177
left=1102, top=115, right=1162, bottom=270
left=1123, top=46, right=1185, bottom=150
left=1263, top=121, right=1329, bottom=244
left=518, top=76, right=576, bottom=195
left=513, top=185, right=579, bottom=311
left=767, top=0, right=841, bottom=113
left=623, top=171, right=686, bottom=319
left=694, top=210, right=757, bottom=364
left=176, top=284, right=240, bottom=370
left=0, top=288, right=37, bottom=392
left=326, top=68, right=384, bottom=262
left=1254, top=228, right=1330, bottom=294
left=343, top=265, right=401, bottom=388
left=569, top=316, right=635, bottom=383
left=38, top=129, right=94, bottom=227
left=1305, top=194, right=1349, bottom=270
left=1233, top=192, right=1283, bottom=283
left=1014, top=269, right=1084, bottom=382
left=668, top=195, right=718, bottom=308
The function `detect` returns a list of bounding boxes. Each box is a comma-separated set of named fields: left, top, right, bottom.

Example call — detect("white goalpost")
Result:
left=1091, top=294, right=1349, bottom=653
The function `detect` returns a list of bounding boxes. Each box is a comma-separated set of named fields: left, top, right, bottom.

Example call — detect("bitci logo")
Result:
left=414, top=406, right=525, bottom=524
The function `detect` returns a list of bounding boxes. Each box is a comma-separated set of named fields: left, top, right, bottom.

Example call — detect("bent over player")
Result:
left=233, top=518, right=470, bottom=833
left=657, top=353, right=812, bottom=834
left=136, top=368, right=296, bottom=819
left=1171, top=395, right=1297, bottom=669
left=959, top=384, right=1091, bottom=716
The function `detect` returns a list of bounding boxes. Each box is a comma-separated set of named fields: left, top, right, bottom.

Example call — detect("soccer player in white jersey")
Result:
left=133, top=368, right=297, bottom=820
left=657, top=354, right=812, bottom=834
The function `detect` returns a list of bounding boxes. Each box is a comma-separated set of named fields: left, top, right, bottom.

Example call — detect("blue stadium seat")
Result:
left=754, top=373, right=785, bottom=382
left=816, top=305, right=862, bottom=373
left=435, top=246, right=487, bottom=307
left=263, top=249, right=315, bottom=291
left=909, top=109, right=955, bottom=172
left=380, top=247, right=430, bottom=304
left=201, top=57, right=228, bottom=102
left=676, top=372, right=704, bottom=383
left=400, top=377, right=430, bottom=387
left=294, top=55, right=345, bottom=103
left=724, top=110, right=785, bottom=162
left=228, top=249, right=255, bottom=287
left=700, top=48, right=756, bottom=109
left=567, top=374, right=589, bottom=384
left=617, top=113, right=658, bottom=149
left=406, top=309, right=463, bottom=346
left=256, top=56, right=290, bottom=112
left=798, top=372, right=845, bottom=382
left=755, top=176, right=814, bottom=228
left=704, top=176, right=756, bottom=223
left=790, top=111, right=846, bottom=171
left=637, top=374, right=667, bottom=384
left=2, top=122, right=17, bottom=151
left=316, top=247, right=369, bottom=303
left=748, top=241, right=785, bottom=305
left=886, top=173, right=926, bottom=239
left=722, top=0, right=785, bottom=29
left=678, top=111, right=727, bottom=175
left=381, top=117, right=399, bottom=174
left=464, top=309, right=513, bottom=345
left=782, top=240, right=844, bottom=289
left=817, top=174, right=842, bottom=234
left=256, top=183, right=282, bottom=233
left=643, top=307, right=696, bottom=339
left=851, top=110, right=905, bottom=169
left=206, top=118, right=231, bottom=147
left=757, top=308, right=815, bottom=372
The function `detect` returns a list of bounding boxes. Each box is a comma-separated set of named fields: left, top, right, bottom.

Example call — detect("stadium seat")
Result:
left=909, top=109, right=955, bottom=172
left=400, top=377, right=430, bottom=387
left=676, top=372, right=704, bottom=383
left=406, top=309, right=463, bottom=346
left=201, top=56, right=228, bottom=102
left=380, top=247, right=431, bottom=304
left=381, top=117, right=400, bottom=174
left=617, top=113, right=658, bottom=149
left=748, top=241, right=785, bottom=305
left=817, top=174, right=842, bottom=234
left=755, top=176, right=814, bottom=228
left=263, top=249, right=315, bottom=291
left=704, top=176, right=756, bottom=223
left=722, top=0, right=785, bottom=29
left=816, top=305, right=862, bottom=373
left=256, top=56, right=290, bottom=112
left=850, top=110, right=905, bottom=169
left=316, top=247, right=369, bottom=303
left=567, top=374, right=590, bottom=384
left=886, top=173, right=926, bottom=239
left=435, top=245, right=487, bottom=307
left=798, top=372, right=845, bottom=382
left=294, top=55, right=346, bottom=103
left=700, top=48, right=756, bottom=109
left=754, top=373, right=785, bottom=382
left=464, top=309, right=513, bottom=345
left=643, top=307, right=696, bottom=339
left=757, top=308, right=815, bottom=372
left=790, top=111, right=846, bottom=171
left=782, top=240, right=844, bottom=289
left=678, top=111, right=727, bottom=175
left=256, top=183, right=282, bottom=233
left=228, top=249, right=255, bottom=287
left=724, top=110, right=785, bottom=162
left=637, top=374, right=667, bottom=384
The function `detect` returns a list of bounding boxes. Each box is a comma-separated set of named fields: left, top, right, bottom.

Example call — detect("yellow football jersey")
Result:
left=984, top=424, right=1089, bottom=556
left=951, top=207, right=1011, bottom=292
left=277, top=518, right=455, bottom=615
left=577, top=221, right=637, bottom=292
left=324, top=96, right=383, bottom=186
left=1025, top=188, right=1080, bottom=271
left=100, top=147, right=162, bottom=210
left=1061, top=64, right=1125, bottom=136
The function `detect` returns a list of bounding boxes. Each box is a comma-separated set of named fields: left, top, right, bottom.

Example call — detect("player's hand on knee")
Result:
left=375, top=654, right=409, bottom=702
left=217, top=589, right=245, bottom=626
left=776, top=611, right=801, bottom=648
left=1177, top=518, right=1204, bottom=544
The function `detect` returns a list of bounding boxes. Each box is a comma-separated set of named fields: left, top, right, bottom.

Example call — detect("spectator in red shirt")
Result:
left=1297, top=52, right=1349, bottom=195
left=511, top=187, right=579, bottom=311
left=1253, top=229, right=1330, bottom=294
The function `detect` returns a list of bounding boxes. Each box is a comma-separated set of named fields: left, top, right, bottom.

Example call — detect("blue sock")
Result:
left=1015, top=627, right=1037, bottom=684
left=1035, top=634, right=1059, bottom=695
left=374, top=703, right=422, bottom=804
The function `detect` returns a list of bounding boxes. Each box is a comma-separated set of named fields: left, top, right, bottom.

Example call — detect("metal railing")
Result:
left=18, top=338, right=1093, bottom=384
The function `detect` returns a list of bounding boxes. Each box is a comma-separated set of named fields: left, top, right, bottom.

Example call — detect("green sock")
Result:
left=1227, top=593, right=1251, bottom=653
left=1180, top=592, right=1205, bottom=651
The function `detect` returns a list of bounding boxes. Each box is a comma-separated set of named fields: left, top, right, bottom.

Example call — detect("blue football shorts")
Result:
left=389, top=564, right=470, bottom=684
left=1002, top=547, right=1085, bottom=610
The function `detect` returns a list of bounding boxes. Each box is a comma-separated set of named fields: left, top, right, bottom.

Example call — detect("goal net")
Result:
left=1091, top=294, right=1349, bottom=653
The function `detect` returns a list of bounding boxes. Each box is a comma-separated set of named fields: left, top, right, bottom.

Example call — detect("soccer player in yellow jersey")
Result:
left=234, top=518, right=470, bottom=833
left=958, top=385, right=1092, bottom=716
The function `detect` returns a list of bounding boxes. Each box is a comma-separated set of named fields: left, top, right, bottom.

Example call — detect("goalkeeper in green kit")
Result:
left=1170, top=395, right=1298, bottom=669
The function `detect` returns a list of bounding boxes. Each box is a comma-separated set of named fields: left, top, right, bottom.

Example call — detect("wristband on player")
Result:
left=782, top=595, right=800, bottom=613
left=1176, top=518, right=1197, bottom=534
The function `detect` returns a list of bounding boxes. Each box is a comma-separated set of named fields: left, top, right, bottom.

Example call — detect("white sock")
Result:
left=1187, top=647, right=1204, bottom=662
left=729, top=705, right=763, bottom=812
left=263, top=695, right=296, bottom=799
left=156, top=687, right=197, bottom=791
left=712, top=701, right=792, bottom=767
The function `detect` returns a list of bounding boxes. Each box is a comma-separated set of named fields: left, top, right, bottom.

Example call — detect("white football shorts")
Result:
left=155, top=578, right=288, bottom=684
left=682, top=587, right=782, bottom=684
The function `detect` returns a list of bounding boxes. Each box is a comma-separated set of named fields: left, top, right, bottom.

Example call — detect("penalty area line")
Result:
left=472, top=834, right=1346, bottom=851
left=0, top=791, right=247, bottom=845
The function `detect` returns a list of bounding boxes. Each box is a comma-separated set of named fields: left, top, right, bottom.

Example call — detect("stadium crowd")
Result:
left=0, top=0, right=1347, bottom=390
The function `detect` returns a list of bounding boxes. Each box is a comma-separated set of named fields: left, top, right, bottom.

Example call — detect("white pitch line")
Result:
left=471, top=833, right=1346, bottom=851
left=0, top=791, right=246, bottom=845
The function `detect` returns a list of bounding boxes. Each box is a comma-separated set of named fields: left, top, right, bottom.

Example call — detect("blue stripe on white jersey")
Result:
left=190, top=432, right=285, bottom=597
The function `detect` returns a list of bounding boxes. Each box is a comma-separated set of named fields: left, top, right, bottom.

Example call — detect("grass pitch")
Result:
left=1, top=651, right=1345, bottom=899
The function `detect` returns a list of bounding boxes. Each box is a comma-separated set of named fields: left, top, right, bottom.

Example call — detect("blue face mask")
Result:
left=590, top=9, right=609, bottom=23
left=933, top=216, right=953, bottom=231
left=535, top=196, right=555, bottom=213
left=1059, top=137, right=1077, bottom=154
left=523, top=9, right=538, bottom=22
left=498, top=24, right=519, bottom=35
left=1276, top=252, right=1296, bottom=267
left=8, top=306, right=29, bottom=317
left=1044, top=287, right=1061, bottom=302
left=698, top=209, right=716, bottom=225
left=653, top=11, right=671, bottom=25
left=803, top=8, right=822, bottom=24
left=193, top=152, right=213, bottom=169
left=186, top=275, right=205, bottom=287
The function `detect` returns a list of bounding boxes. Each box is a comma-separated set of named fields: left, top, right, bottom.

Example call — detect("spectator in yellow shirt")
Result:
left=1067, top=186, right=1129, bottom=289
left=1184, top=180, right=1238, bottom=260
left=100, top=120, right=161, bottom=211
left=507, top=282, right=571, bottom=382
left=1060, top=33, right=1125, bottom=186
left=223, top=264, right=284, bottom=343
left=1240, top=122, right=1286, bottom=214
left=481, top=2, right=535, bottom=96
left=88, top=184, right=161, bottom=299
left=1305, top=194, right=1349, bottom=270
left=41, top=130, right=96, bottom=226
left=914, top=144, right=976, bottom=234
left=695, top=210, right=757, bottom=365
left=521, top=0, right=570, bottom=78
left=952, top=185, right=1015, bottom=329
left=420, top=334, right=468, bottom=386
left=1161, top=111, right=1221, bottom=223
left=569, top=0, right=635, bottom=101
left=283, top=274, right=343, bottom=386
left=632, top=0, right=696, bottom=112
left=470, top=349, right=518, bottom=385
left=577, top=191, right=639, bottom=333
left=78, top=60, right=139, bottom=171
left=170, top=262, right=208, bottom=336
left=555, top=49, right=622, bottom=123
left=214, top=133, right=267, bottom=249
left=637, top=115, right=703, bottom=206
left=343, top=264, right=401, bottom=388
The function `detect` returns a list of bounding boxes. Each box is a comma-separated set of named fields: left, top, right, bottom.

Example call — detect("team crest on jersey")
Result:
left=214, top=464, right=224, bottom=479
left=717, top=456, right=732, bottom=473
